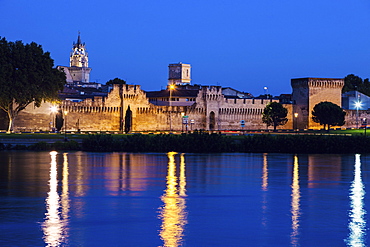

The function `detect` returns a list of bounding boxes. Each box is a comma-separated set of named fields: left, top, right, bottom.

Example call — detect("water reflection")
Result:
left=261, top=153, right=269, bottom=228
left=42, top=151, right=70, bottom=247
left=159, top=152, right=188, bottom=247
left=290, top=155, right=301, bottom=246
left=346, top=154, right=367, bottom=247
left=261, top=153, right=268, bottom=191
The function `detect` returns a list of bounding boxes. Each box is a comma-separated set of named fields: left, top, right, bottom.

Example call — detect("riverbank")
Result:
left=1, top=132, right=370, bottom=153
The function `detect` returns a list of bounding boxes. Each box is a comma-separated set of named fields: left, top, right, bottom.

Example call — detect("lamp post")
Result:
left=64, top=110, right=68, bottom=141
left=294, top=113, right=298, bottom=132
left=363, top=118, right=367, bottom=136
left=50, top=105, right=58, bottom=132
left=355, top=100, right=362, bottom=129
left=169, top=84, right=175, bottom=131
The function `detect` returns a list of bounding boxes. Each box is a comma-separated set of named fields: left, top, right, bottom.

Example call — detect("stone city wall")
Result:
left=13, top=80, right=362, bottom=133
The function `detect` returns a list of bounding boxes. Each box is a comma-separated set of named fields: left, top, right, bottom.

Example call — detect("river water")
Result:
left=0, top=151, right=368, bottom=247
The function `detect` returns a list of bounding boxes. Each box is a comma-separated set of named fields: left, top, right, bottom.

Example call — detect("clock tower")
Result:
left=67, top=32, right=91, bottom=83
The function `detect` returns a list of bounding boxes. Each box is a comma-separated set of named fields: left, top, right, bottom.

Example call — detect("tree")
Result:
left=0, top=37, right=66, bottom=132
left=343, top=74, right=370, bottom=96
left=106, top=78, right=126, bottom=85
left=312, top=101, right=346, bottom=130
left=262, top=102, right=288, bottom=131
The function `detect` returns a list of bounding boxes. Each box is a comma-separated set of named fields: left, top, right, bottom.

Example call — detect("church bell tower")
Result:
left=68, top=32, right=91, bottom=83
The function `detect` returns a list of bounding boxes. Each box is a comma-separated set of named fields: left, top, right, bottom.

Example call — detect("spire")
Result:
left=77, top=31, right=81, bottom=45
left=70, top=31, right=89, bottom=68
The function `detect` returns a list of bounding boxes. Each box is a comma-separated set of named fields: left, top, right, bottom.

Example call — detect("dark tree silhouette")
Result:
left=262, top=102, right=288, bottom=131
left=106, top=78, right=126, bottom=85
left=312, top=101, right=346, bottom=130
left=0, top=37, right=66, bottom=132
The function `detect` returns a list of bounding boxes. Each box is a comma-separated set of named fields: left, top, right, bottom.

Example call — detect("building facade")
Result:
left=7, top=36, right=368, bottom=133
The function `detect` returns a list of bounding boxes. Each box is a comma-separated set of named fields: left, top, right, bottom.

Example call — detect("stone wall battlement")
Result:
left=61, top=105, right=120, bottom=113
left=219, top=108, right=263, bottom=115
left=225, top=98, right=277, bottom=105
left=136, top=105, right=189, bottom=114
left=200, top=86, right=223, bottom=100
left=292, top=78, right=344, bottom=89
left=62, top=97, right=105, bottom=107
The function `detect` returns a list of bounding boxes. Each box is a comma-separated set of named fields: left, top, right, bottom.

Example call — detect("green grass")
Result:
left=0, top=128, right=368, bottom=140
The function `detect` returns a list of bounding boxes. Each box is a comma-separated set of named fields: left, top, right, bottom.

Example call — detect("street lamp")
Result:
left=181, top=112, right=185, bottom=132
left=169, top=84, right=175, bottom=131
left=294, top=113, right=298, bottom=132
left=50, top=105, right=58, bottom=132
left=64, top=110, right=68, bottom=141
left=354, top=100, right=362, bottom=129
left=363, top=118, right=367, bottom=136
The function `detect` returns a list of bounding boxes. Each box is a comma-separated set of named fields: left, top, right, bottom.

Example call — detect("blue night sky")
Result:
left=1, top=0, right=370, bottom=96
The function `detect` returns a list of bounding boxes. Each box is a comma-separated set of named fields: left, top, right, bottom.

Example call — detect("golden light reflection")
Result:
left=261, top=153, right=268, bottom=191
left=42, top=151, right=70, bottom=247
left=159, top=152, right=188, bottom=247
left=290, top=155, right=301, bottom=246
left=73, top=152, right=86, bottom=219
left=261, top=153, right=269, bottom=228
left=61, top=153, right=70, bottom=239
left=346, top=154, right=367, bottom=246
left=75, top=153, right=85, bottom=197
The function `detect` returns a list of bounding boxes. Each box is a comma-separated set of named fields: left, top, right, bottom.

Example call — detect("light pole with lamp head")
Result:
left=354, top=100, right=362, bottom=129
left=169, top=84, right=175, bottom=131
left=49, top=105, right=58, bottom=132
left=363, top=118, right=367, bottom=136
left=64, top=110, right=68, bottom=141
left=294, top=113, right=298, bottom=132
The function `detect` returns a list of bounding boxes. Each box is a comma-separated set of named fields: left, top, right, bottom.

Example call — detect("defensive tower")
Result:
left=291, top=78, right=344, bottom=129
left=168, top=63, right=191, bottom=85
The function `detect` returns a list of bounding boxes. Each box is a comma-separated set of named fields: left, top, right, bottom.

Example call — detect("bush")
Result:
left=82, top=134, right=118, bottom=152
left=28, top=141, right=52, bottom=151
left=52, top=140, right=80, bottom=151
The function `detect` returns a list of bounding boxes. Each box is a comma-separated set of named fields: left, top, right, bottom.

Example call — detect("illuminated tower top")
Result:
left=168, top=63, right=191, bottom=85
left=70, top=32, right=89, bottom=67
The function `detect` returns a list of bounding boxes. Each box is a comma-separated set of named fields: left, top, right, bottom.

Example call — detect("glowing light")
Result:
left=261, top=153, right=269, bottom=228
left=354, top=101, right=362, bottom=110
left=290, top=155, right=301, bottom=246
left=169, top=84, right=176, bottom=90
left=50, top=106, right=58, bottom=113
left=42, top=151, right=70, bottom=247
left=179, top=153, right=186, bottom=197
left=159, top=152, right=188, bottom=247
left=43, top=152, right=62, bottom=246
left=261, top=153, right=268, bottom=191
left=346, top=154, right=367, bottom=246
left=61, top=153, right=70, bottom=239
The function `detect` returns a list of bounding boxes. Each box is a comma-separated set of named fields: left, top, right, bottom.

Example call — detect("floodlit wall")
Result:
left=292, top=78, right=344, bottom=129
